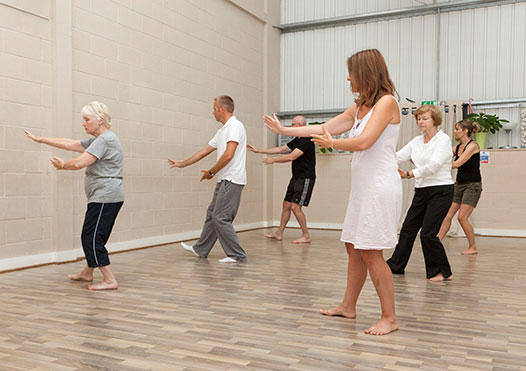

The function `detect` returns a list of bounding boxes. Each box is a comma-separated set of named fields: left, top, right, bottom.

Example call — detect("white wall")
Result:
left=0, top=1, right=54, bottom=260
left=70, top=0, right=271, bottom=243
left=0, top=0, right=281, bottom=271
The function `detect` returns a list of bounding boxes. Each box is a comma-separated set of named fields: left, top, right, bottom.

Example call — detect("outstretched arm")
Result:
left=168, top=145, right=216, bottom=168
left=247, top=144, right=291, bottom=155
left=312, top=96, right=398, bottom=152
left=51, top=152, right=97, bottom=170
left=263, top=107, right=356, bottom=137
left=263, top=148, right=303, bottom=165
left=25, top=130, right=85, bottom=153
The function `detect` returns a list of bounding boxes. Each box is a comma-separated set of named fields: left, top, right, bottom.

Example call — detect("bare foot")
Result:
left=88, top=281, right=118, bottom=290
left=320, top=304, right=356, bottom=318
left=265, top=233, right=282, bottom=241
left=429, top=273, right=453, bottom=282
left=364, top=318, right=398, bottom=335
left=461, top=248, right=478, bottom=255
left=292, top=236, right=311, bottom=244
left=67, top=273, right=93, bottom=282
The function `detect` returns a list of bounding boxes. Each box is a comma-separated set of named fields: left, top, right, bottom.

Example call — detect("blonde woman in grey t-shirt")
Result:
left=25, top=102, right=124, bottom=291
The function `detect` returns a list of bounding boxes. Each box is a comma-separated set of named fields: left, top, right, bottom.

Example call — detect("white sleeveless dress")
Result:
left=340, top=97, right=402, bottom=250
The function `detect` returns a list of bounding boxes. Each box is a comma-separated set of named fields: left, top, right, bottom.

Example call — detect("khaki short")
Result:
left=453, top=182, right=482, bottom=207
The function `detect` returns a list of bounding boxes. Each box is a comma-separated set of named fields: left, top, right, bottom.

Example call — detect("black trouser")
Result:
left=387, top=184, right=454, bottom=279
left=81, top=202, right=123, bottom=268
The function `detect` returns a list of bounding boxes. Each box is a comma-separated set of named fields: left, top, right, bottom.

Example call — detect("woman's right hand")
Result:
left=263, top=114, right=284, bottom=135
left=24, top=129, right=41, bottom=143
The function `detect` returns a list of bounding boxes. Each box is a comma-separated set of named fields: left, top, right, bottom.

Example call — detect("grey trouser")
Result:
left=193, top=180, right=247, bottom=261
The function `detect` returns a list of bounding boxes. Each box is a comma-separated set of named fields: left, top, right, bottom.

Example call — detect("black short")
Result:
left=284, top=178, right=315, bottom=206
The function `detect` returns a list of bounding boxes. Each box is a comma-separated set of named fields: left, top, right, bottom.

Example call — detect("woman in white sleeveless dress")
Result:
left=264, top=49, right=402, bottom=335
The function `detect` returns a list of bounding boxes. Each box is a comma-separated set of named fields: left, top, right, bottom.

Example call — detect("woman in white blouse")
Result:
left=386, top=105, right=454, bottom=282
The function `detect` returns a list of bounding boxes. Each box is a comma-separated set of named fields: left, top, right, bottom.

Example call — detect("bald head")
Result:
left=291, top=115, right=306, bottom=127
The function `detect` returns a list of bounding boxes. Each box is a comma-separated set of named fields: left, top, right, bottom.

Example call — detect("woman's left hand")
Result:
left=311, top=126, right=334, bottom=149
left=51, top=156, right=65, bottom=170
left=263, top=114, right=285, bottom=135
left=398, top=168, right=407, bottom=178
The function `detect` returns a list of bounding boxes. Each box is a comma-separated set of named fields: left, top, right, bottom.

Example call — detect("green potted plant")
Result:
left=466, top=112, right=508, bottom=149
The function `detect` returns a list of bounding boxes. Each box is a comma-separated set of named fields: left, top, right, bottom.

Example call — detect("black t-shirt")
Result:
left=287, top=137, right=316, bottom=179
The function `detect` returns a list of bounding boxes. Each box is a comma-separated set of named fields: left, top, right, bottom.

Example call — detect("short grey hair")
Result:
left=215, top=95, right=235, bottom=113
left=81, top=101, right=111, bottom=128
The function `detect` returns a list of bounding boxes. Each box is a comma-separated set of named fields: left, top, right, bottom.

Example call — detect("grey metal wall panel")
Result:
left=281, top=2, right=526, bottom=147
left=281, top=15, right=439, bottom=111
left=281, top=0, right=456, bottom=23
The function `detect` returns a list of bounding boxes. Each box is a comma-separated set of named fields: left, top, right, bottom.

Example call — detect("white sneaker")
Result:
left=181, top=242, right=199, bottom=257
left=218, top=257, right=238, bottom=263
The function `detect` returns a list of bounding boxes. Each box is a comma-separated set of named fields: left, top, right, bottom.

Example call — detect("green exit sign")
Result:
left=421, top=100, right=438, bottom=106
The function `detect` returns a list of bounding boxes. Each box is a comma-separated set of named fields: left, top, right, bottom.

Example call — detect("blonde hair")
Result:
left=81, top=101, right=111, bottom=128
left=414, top=104, right=442, bottom=127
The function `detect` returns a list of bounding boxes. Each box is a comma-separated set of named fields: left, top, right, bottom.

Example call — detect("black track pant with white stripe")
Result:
left=81, top=202, right=123, bottom=268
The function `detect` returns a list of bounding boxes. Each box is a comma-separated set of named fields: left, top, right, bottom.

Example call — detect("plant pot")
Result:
left=474, top=132, right=488, bottom=149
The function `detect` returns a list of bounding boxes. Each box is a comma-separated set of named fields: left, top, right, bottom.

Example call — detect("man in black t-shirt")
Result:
left=247, top=115, right=316, bottom=243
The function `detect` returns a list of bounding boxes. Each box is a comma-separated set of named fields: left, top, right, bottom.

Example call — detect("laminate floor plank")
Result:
left=0, top=230, right=525, bottom=370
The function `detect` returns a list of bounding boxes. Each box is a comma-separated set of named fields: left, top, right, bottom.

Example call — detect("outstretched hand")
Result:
left=24, top=129, right=41, bottom=143
left=246, top=144, right=258, bottom=153
left=311, top=126, right=334, bottom=149
left=168, top=158, right=184, bottom=168
left=263, top=114, right=284, bottom=134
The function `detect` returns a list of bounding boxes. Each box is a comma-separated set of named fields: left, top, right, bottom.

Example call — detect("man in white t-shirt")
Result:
left=168, top=96, right=247, bottom=263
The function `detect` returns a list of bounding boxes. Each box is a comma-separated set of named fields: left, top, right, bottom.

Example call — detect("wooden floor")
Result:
left=0, top=229, right=525, bottom=370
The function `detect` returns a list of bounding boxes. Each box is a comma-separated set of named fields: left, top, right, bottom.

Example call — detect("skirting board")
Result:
left=268, top=221, right=526, bottom=238
left=0, top=221, right=270, bottom=273
left=268, top=221, right=344, bottom=230
left=474, top=228, right=526, bottom=238
left=1, top=221, right=524, bottom=272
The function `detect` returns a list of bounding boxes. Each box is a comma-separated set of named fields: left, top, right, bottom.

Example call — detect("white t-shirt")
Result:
left=397, top=130, right=454, bottom=188
left=208, top=116, right=247, bottom=185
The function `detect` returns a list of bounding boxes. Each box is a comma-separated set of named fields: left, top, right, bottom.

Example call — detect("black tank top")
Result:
left=455, top=140, right=481, bottom=183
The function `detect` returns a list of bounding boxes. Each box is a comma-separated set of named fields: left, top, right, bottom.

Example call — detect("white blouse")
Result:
left=397, top=130, right=454, bottom=188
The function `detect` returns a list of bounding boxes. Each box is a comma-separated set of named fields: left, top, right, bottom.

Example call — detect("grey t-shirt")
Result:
left=80, top=130, right=125, bottom=203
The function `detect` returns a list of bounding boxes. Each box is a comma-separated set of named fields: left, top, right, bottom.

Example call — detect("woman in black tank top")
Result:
left=438, top=120, right=482, bottom=255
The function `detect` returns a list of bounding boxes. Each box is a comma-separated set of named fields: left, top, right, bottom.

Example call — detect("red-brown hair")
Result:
left=347, top=49, right=398, bottom=108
